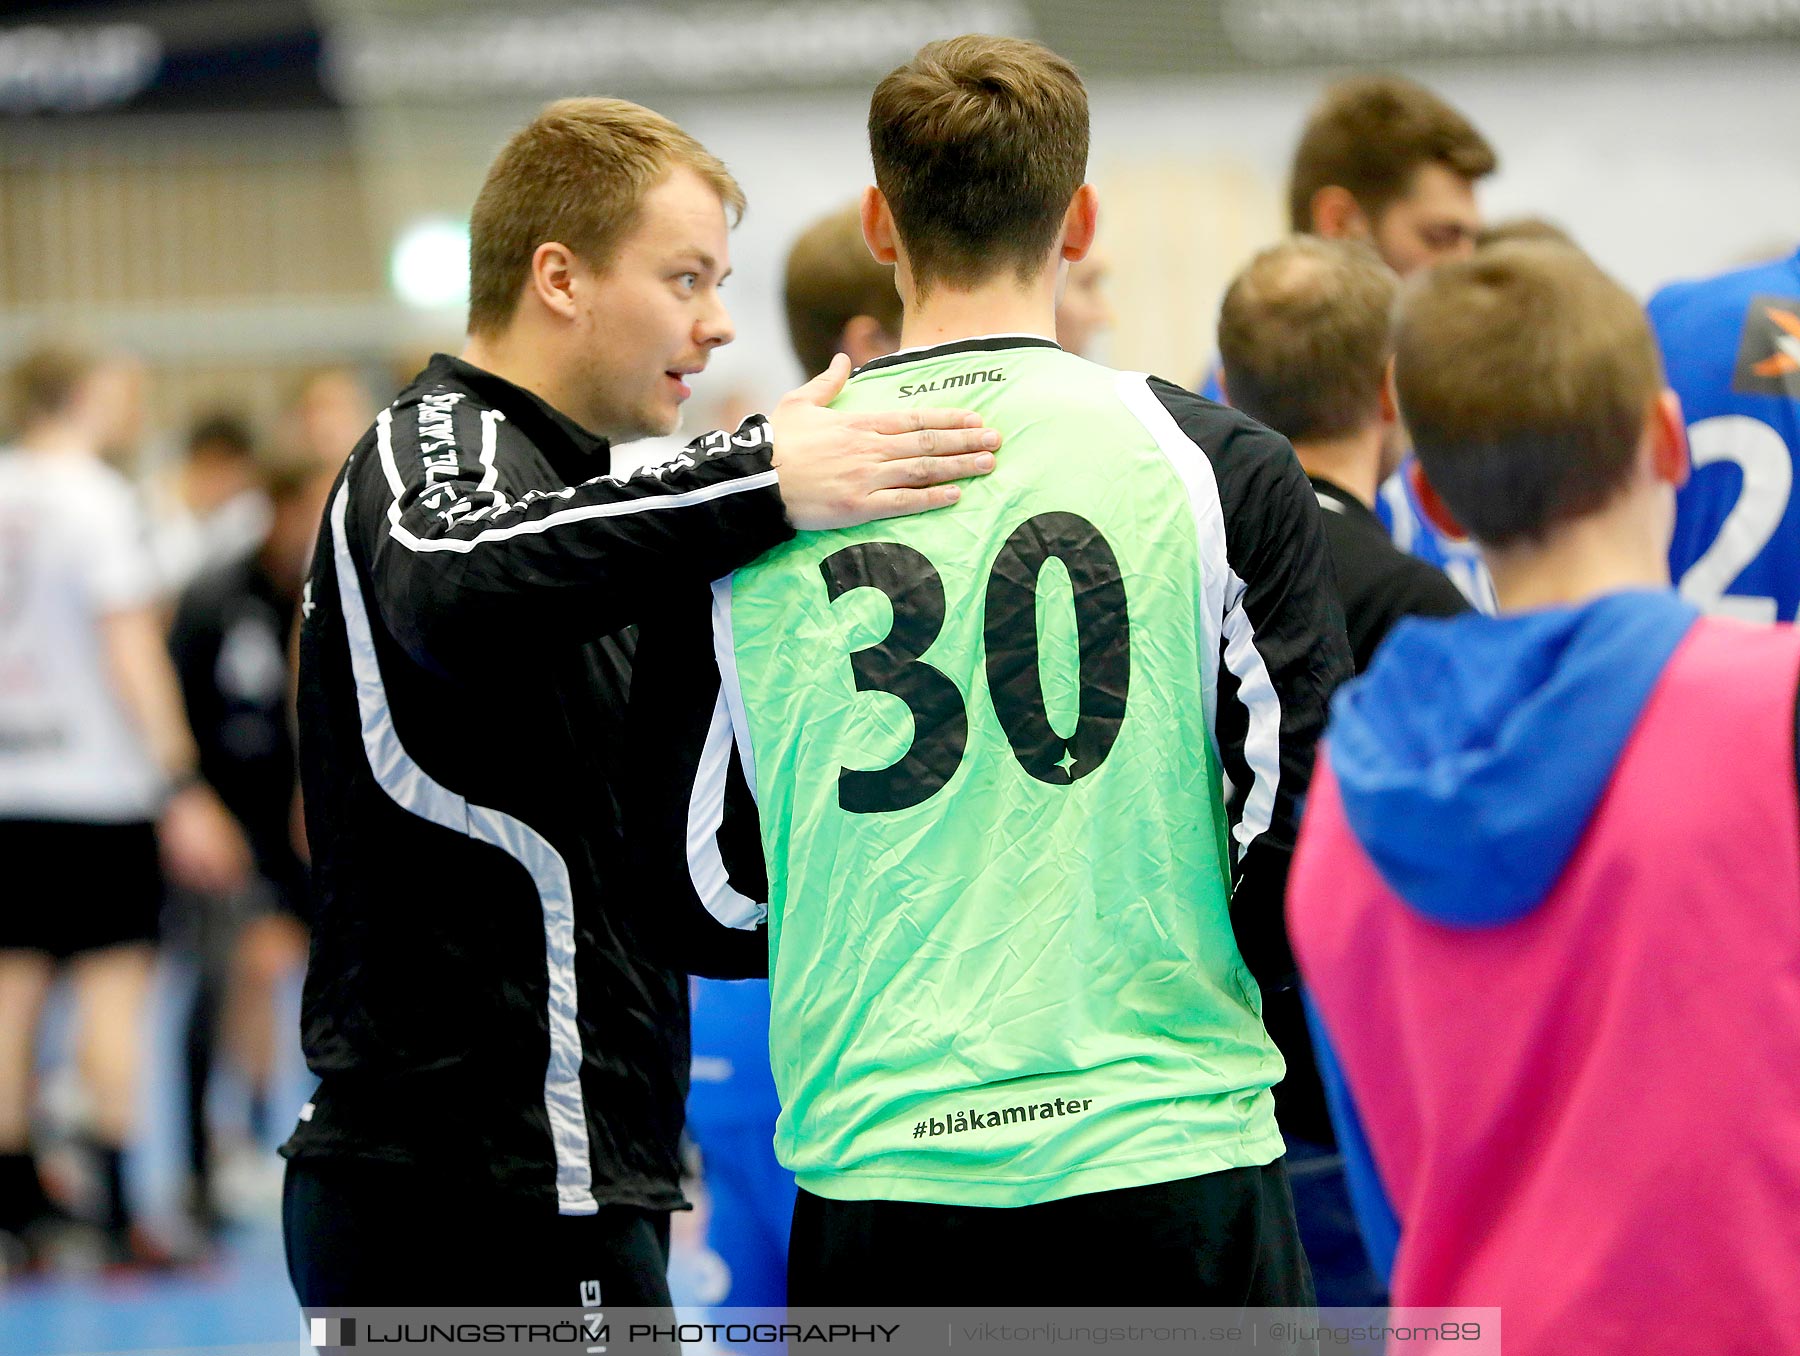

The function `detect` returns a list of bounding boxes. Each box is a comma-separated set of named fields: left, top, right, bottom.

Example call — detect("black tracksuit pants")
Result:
left=283, top=1156, right=673, bottom=1309
left=789, top=1159, right=1315, bottom=1308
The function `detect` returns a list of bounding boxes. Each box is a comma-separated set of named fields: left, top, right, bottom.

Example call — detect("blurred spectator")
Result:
left=84, top=355, right=151, bottom=472
left=276, top=366, right=376, bottom=473
left=149, top=413, right=271, bottom=594
left=783, top=203, right=902, bottom=376
left=1054, top=246, right=1114, bottom=358
left=1650, top=243, right=1800, bottom=621
left=168, top=454, right=334, bottom=1231
left=1217, top=235, right=1466, bottom=1306
left=0, top=343, right=249, bottom=1272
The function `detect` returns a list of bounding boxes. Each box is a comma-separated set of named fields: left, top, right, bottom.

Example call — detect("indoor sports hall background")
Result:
left=0, top=1, right=1796, bottom=1352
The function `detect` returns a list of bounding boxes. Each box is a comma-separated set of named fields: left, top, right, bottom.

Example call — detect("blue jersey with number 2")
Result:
left=1652, top=249, right=1800, bottom=622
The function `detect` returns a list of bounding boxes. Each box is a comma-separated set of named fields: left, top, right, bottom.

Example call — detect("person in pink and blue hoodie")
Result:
left=1290, top=240, right=1800, bottom=1354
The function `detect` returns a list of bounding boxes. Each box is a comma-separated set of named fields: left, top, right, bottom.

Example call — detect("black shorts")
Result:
left=283, top=1155, right=675, bottom=1310
left=0, top=819, right=162, bottom=959
left=789, top=1159, right=1315, bottom=1308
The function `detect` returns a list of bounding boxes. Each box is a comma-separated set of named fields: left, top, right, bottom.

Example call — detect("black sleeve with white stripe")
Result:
left=621, top=582, right=769, bottom=979
left=1149, top=378, right=1353, bottom=986
left=361, top=400, right=793, bottom=673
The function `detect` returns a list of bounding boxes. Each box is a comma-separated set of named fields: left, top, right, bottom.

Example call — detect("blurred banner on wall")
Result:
left=5, top=0, right=1797, bottom=116
left=0, top=1, right=329, bottom=115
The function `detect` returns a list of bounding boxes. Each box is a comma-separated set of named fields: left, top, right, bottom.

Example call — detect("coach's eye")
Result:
left=675, top=272, right=700, bottom=293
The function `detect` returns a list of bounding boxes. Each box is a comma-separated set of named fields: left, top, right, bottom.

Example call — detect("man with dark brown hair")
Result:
left=282, top=96, right=1002, bottom=1307
left=1288, top=74, right=1497, bottom=278
left=629, top=37, right=1344, bottom=1309
left=1272, top=74, right=1502, bottom=611
left=783, top=203, right=904, bottom=378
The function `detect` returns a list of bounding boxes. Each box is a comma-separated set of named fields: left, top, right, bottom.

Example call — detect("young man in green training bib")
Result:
left=628, top=35, right=1349, bottom=1304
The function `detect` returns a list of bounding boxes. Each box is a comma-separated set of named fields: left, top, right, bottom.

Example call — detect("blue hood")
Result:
left=1329, top=590, right=1700, bottom=927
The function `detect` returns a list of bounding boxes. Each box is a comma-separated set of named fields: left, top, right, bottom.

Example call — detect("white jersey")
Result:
left=0, top=449, right=165, bottom=821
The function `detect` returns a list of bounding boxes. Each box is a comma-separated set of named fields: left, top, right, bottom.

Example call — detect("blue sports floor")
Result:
left=0, top=969, right=788, bottom=1356
left=0, top=960, right=311, bottom=1356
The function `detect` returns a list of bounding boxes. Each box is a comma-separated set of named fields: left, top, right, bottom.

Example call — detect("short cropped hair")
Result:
left=7, top=342, right=100, bottom=430
left=783, top=205, right=903, bottom=377
left=1476, top=215, right=1577, bottom=251
left=467, top=97, right=745, bottom=337
left=1393, top=242, right=1663, bottom=548
left=869, top=35, right=1088, bottom=294
left=1288, top=75, right=1497, bottom=234
left=1217, top=237, right=1398, bottom=445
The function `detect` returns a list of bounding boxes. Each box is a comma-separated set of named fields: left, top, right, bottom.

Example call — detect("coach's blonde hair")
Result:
left=467, top=97, right=745, bottom=337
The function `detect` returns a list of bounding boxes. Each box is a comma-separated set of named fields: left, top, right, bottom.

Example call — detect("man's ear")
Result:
left=1649, top=388, right=1689, bottom=491
left=1379, top=355, right=1400, bottom=428
left=860, top=187, right=898, bottom=265
left=1411, top=459, right=1470, bottom=541
left=528, top=241, right=582, bottom=321
left=1311, top=185, right=1370, bottom=242
left=1060, top=184, right=1099, bottom=263
left=839, top=314, right=900, bottom=370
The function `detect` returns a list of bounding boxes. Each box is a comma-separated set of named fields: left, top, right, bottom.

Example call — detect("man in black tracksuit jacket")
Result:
left=280, top=98, right=999, bottom=1308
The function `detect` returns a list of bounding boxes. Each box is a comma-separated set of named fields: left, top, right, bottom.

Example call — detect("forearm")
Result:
left=366, top=418, right=793, bottom=668
left=101, top=606, right=200, bottom=785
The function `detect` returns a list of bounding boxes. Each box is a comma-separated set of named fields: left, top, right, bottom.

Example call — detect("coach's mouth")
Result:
left=666, top=365, right=705, bottom=401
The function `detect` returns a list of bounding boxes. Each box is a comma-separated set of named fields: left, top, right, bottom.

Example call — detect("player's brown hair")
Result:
left=783, top=205, right=903, bottom=377
left=1218, top=236, right=1398, bottom=445
left=467, top=97, right=745, bottom=337
left=1476, top=215, right=1577, bottom=251
left=869, top=35, right=1088, bottom=294
left=1288, top=75, right=1497, bottom=234
left=1393, top=242, right=1663, bottom=548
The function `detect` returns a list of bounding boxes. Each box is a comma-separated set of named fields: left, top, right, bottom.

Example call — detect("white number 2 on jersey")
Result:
left=1678, top=415, right=1792, bottom=623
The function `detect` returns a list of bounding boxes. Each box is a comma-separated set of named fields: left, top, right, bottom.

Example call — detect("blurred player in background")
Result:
left=1650, top=242, right=1800, bottom=621
left=1219, top=239, right=1468, bottom=673
left=276, top=366, right=377, bottom=474
left=1207, top=74, right=1499, bottom=608
left=1054, top=246, right=1113, bottom=358
left=1286, top=75, right=1493, bottom=277
left=783, top=203, right=904, bottom=377
left=0, top=344, right=248, bottom=1271
left=1216, top=235, right=1466, bottom=1305
left=630, top=35, right=1347, bottom=1308
left=149, top=413, right=270, bottom=595
left=169, top=454, right=333, bottom=1233
left=1293, top=240, right=1800, bottom=1356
